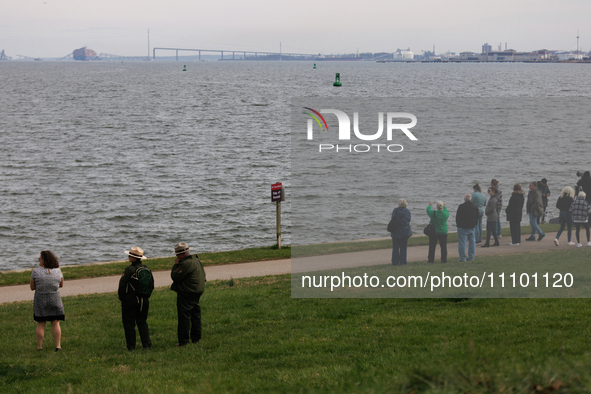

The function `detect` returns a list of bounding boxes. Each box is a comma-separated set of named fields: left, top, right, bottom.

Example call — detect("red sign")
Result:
left=271, top=183, right=283, bottom=202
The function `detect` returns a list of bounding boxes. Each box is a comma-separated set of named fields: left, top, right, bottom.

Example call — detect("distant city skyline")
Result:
left=2, top=0, right=589, bottom=58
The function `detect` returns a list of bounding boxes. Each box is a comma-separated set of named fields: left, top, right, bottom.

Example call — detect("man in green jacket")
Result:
left=171, top=242, right=206, bottom=346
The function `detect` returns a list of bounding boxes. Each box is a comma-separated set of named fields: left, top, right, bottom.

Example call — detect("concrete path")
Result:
left=0, top=231, right=581, bottom=304
left=0, top=259, right=291, bottom=304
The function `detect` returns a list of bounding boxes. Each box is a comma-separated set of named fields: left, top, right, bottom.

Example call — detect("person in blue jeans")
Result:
left=471, top=183, right=487, bottom=244
left=390, top=199, right=412, bottom=265
left=554, top=186, right=575, bottom=246
left=525, top=181, right=545, bottom=241
left=456, top=194, right=479, bottom=261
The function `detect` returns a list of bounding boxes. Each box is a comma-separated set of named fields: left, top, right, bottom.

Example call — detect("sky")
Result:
left=2, top=0, right=590, bottom=58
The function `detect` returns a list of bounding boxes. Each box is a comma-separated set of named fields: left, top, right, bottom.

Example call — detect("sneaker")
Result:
left=498, top=235, right=502, bottom=239
left=538, top=234, right=545, bottom=241
left=553, top=238, right=559, bottom=246
left=525, top=237, right=536, bottom=241
left=577, top=243, right=583, bottom=248
left=587, top=242, right=591, bottom=247
left=568, top=242, right=576, bottom=246
left=509, top=243, right=520, bottom=246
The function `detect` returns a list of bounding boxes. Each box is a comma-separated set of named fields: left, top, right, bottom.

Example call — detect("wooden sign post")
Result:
left=271, top=183, right=284, bottom=249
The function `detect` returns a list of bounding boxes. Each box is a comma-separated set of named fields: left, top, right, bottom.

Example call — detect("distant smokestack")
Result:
left=505, top=42, right=507, bottom=50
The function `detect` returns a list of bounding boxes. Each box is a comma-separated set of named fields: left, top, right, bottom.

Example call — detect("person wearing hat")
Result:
left=118, top=246, right=153, bottom=350
left=171, top=242, right=206, bottom=346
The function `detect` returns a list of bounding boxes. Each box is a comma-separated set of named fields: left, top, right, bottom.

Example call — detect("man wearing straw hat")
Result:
left=118, top=246, right=153, bottom=351
left=171, top=242, right=206, bottom=346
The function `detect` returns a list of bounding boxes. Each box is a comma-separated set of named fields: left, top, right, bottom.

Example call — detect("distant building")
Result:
left=393, top=48, right=414, bottom=61
left=555, top=51, right=583, bottom=61
left=482, top=43, right=492, bottom=54
left=459, top=51, right=481, bottom=61
left=484, top=50, right=516, bottom=61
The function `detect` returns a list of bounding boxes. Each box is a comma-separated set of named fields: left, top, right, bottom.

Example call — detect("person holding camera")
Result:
left=426, top=201, right=449, bottom=263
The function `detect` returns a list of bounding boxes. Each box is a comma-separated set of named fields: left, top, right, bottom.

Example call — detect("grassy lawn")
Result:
left=2, top=251, right=591, bottom=393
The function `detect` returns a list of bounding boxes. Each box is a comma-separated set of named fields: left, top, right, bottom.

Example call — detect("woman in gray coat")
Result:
left=30, top=250, right=64, bottom=351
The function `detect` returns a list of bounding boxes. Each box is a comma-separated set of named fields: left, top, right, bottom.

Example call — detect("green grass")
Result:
left=293, top=247, right=591, bottom=298
left=0, top=245, right=291, bottom=286
left=2, top=251, right=591, bottom=393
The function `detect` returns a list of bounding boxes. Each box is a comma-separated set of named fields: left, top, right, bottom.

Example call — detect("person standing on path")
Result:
left=482, top=187, right=500, bottom=247
left=471, top=183, right=487, bottom=244
left=456, top=194, right=479, bottom=261
left=554, top=186, right=575, bottom=246
left=569, top=191, right=591, bottom=247
left=491, top=179, right=503, bottom=239
left=390, top=199, right=412, bottom=266
left=505, top=184, right=525, bottom=246
left=538, top=178, right=551, bottom=223
left=525, top=181, right=545, bottom=241
left=426, top=201, right=449, bottom=263
left=576, top=171, right=591, bottom=204
left=118, top=246, right=153, bottom=351
left=30, top=250, right=65, bottom=352
left=171, top=242, right=206, bottom=346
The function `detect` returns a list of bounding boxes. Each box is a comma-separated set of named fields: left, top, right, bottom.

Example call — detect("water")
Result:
left=1, top=61, right=591, bottom=269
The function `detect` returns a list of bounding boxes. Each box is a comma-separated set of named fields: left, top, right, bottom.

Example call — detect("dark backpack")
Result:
left=128, top=265, right=154, bottom=298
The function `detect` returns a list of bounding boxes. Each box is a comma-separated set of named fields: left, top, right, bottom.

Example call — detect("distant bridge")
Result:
left=152, top=47, right=318, bottom=61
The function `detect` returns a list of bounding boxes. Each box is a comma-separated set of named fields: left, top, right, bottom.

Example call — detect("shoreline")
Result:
left=0, top=223, right=560, bottom=276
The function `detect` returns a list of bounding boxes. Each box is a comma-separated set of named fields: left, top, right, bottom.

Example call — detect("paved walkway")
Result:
left=0, top=231, right=580, bottom=304
left=0, top=259, right=291, bottom=304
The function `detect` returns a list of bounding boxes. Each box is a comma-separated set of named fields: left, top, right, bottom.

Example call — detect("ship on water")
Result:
left=73, top=47, right=100, bottom=61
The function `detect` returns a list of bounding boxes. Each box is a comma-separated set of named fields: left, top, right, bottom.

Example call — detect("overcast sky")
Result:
left=2, top=0, right=590, bottom=58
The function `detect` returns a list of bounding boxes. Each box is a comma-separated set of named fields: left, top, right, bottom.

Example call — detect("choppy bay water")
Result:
left=1, top=61, right=591, bottom=269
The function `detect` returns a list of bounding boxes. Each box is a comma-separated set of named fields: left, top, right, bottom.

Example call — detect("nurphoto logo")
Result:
left=302, top=107, right=418, bottom=153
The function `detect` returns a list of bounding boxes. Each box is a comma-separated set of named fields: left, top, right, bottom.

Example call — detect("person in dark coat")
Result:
left=554, top=186, right=575, bottom=246
left=390, top=199, right=412, bottom=265
left=505, top=184, right=525, bottom=245
left=576, top=171, right=591, bottom=205
left=456, top=194, right=479, bottom=261
left=171, top=242, right=206, bottom=346
left=538, top=178, right=551, bottom=223
left=118, top=246, right=153, bottom=351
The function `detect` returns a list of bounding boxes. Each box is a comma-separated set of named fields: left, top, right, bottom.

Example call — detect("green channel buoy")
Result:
left=183, top=65, right=187, bottom=71
left=333, top=72, right=342, bottom=86
left=313, top=63, right=316, bottom=69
